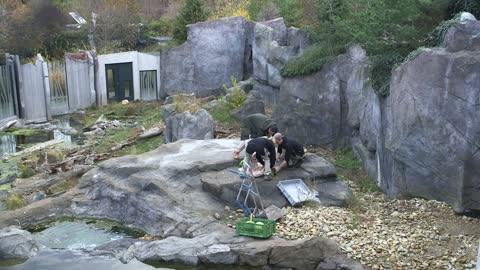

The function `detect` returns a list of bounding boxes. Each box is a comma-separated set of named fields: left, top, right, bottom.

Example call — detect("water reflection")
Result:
left=0, top=133, right=15, bottom=156
left=0, top=116, right=87, bottom=157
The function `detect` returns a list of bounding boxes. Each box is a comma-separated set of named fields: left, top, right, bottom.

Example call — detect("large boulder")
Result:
left=381, top=44, right=480, bottom=212
left=231, top=90, right=265, bottom=121
left=162, top=104, right=214, bottom=143
left=123, top=230, right=367, bottom=270
left=287, top=26, right=310, bottom=53
left=71, top=139, right=240, bottom=237
left=0, top=226, right=40, bottom=259
left=160, top=16, right=247, bottom=97
left=253, top=18, right=299, bottom=88
left=443, top=17, right=480, bottom=52
left=273, top=45, right=369, bottom=147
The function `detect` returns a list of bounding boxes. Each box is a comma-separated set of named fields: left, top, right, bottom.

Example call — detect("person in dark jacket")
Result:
left=240, top=113, right=277, bottom=140
left=234, top=113, right=278, bottom=159
left=272, top=133, right=305, bottom=173
left=243, top=137, right=277, bottom=180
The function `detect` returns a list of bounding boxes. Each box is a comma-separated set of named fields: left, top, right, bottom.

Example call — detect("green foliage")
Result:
left=425, top=13, right=461, bottom=47
left=17, top=162, right=36, bottom=178
left=223, top=76, right=246, bottom=109
left=282, top=0, right=452, bottom=96
left=209, top=97, right=235, bottom=123
left=448, top=0, right=480, bottom=18
left=247, top=0, right=270, bottom=21
left=209, top=76, right=246, bottom=124
left=142, top=17, right=174, bottom=39
left=0, top=183, right=12, bottom=191
left=275, top=0, right=304, bottom=27
left=173, top=0, right=208, bottom=42
left=335, top=147, right=361, bottom=170
left=357, top=177, right=381, bottom=193
left=370, top=52, right=404, bottom=96
left=281, top=44, right=339, bottom=77
left=5, top=194, right=24, bottom=210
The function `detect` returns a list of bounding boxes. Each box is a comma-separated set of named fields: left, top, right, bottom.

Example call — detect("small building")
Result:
left=97, top=51, right=160, bottom=105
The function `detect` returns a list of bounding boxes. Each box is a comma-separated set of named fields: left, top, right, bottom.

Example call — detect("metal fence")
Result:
left=0, top=65, right=15, bottom=120
left=20, top=60, right=49, bottom=123
left=66, top=52, right=95, bottom=110
left=48, top=61, right=69, bottom=115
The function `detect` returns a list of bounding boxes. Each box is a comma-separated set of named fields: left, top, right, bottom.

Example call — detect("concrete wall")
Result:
left=97, top=51, right=161, bottom=105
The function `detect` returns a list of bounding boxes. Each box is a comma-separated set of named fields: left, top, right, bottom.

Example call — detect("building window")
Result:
left=140, top=70, right=157, bottom=100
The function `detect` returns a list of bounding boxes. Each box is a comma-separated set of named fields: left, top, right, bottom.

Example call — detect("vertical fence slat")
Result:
left=0, top=65, right=15, bottom=120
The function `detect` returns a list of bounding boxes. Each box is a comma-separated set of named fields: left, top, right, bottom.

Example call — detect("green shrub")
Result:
left=209, top=96, right=235, bottom=123
left=5, top=194, right=24, bottom=210
left=223, top=76, right=246, bottom=109
left=281, top=44, right=340, bottom=77
left=18, top=162, right=36, bottom=178
left=173, top=0, right=208, bottom=42
left=335, top=147, right=361, bottom=170
left=370, top=52, right=404, bottom=96
left=142, top=17, right=174, bottom=39
left=275, top=0, right=303, bottom=27
left=358, top=177, right=381, bottom=193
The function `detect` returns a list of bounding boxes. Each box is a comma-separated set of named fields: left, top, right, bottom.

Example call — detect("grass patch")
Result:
left=335, top=147, right=361, bottom=170
left=5, top=194, right=24, bottom=210
left=345, top=193, right=363, bottom=213
left=171, top=95, right=202, bottom=113
left=209, top=99, right=236, bottom=124
left=48, top=178, right=77, bottom=194
left=2, top=128, right=45, bottom=136
left=0, top=183, right=11, bottom=191
left=93, top=127, right=137, bottom=153
left=0, top=258, right=27, bottom=267
left=357, top=177, right=381, bottom=193
left=117, top=136, right=164, bottom=156
left=17, top=162, right=35, bottom=178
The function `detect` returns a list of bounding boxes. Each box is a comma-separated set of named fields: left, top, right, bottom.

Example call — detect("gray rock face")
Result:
left=72, top=139, right=240, bottom=237
left=444, top=20, right=480, bottom=52
left=252, top=82, right=279, bottom=105
left=123, top=230, right=367, bottom=270
left=231, top=90, right=265, bottom=121
left=0, top=226, right=40, bottom=259
left=287, top=26, right=310, bottom=53
left=382, top=46, right=480, bottom=212
left=253, top=18, right=299, bottom=88
left=272, top=21, right=480, bottom=212
left=201, top=153, right=337, bottom=208
left=162, top=105, right=214, bottom=143
left=160, top=16, right=247, bottom=97
left=314, top=181, right=353, bottom=207
left=273, top=45, right=369, bottom=147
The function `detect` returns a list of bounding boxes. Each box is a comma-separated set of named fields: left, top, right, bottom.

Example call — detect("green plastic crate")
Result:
left=235, top=218, right=276, bottom=238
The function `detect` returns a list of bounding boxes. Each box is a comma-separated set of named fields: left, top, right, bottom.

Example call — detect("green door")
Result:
left=106, top=63, right=134, bottom=101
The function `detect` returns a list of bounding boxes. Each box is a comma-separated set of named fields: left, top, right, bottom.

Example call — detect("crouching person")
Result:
left=273, top=133, right=305, bottom=173
left=244, top=137, right=276, bottom=180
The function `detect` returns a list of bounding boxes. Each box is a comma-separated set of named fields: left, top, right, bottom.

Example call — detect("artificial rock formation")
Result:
left=273, top=20, right=480, bottom=213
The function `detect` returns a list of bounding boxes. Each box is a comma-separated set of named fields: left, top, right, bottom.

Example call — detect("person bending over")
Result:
left=272, top=133, right=305, bottom=173
left=244, top=137, right=276, bottom=180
